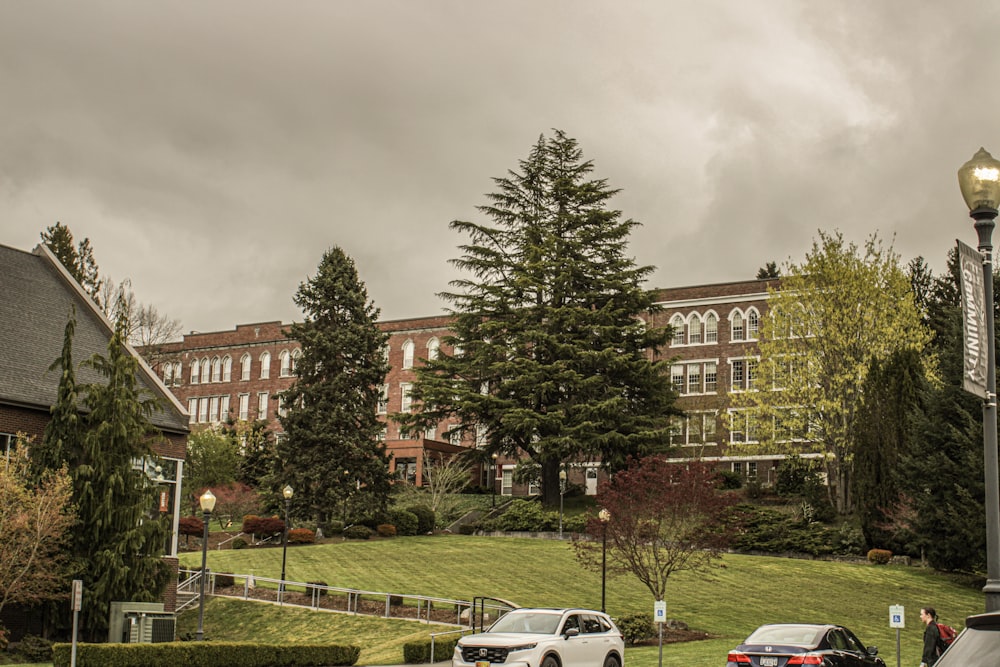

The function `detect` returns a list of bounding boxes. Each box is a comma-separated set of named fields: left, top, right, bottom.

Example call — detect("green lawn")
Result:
left=177, top=535, right=985, bottom=666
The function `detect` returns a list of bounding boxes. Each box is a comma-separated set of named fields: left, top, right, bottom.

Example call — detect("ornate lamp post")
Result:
left=279, top=484, right=293, bottom=604
left=195, top=489, right=216, bottom=641
left=599, top=508, right=611, bottom=613
left=558, top=469, right=567, bottom=539
left=491, top=452, right=499, bottom=508
left=958, top=147, right=1000, bottom=612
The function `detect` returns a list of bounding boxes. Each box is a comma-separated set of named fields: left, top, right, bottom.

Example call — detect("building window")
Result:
left=187, top=398, right=198, bottom=424
left=688, top=316, right=702, bottom=344
left=704, top=412, right=717, bottom=440
left=277, top=395, right=288, bottom=418
left=238, top=394, right=250, bottom=421
left=747, top=461, right=758, bottom=479
left=731, top=311, right=745, bottom=342
left=427, top=337, right=440, bottom=361
left=377, top=385, right=388, bottom=414
left=687, top=363, right=702, bottom=394
left=190, top=360, right=200, bottom=384
left=198, top=398, right=209, bottom=423
left=671, top=365, right=684, bottom=393
left=747, top=359, right=758, bottom=389
left=400, top=383, right=412, bottom=412
left=259, top=352, right=271, bottom=379
left=1, top=433, right=16, bottom=466
left=210, top=357, right=221, bottom=383
left=424, top=425, right=436, bottom=441
left=279, top=350, right=291, bottom=377
left=162, top=362, right=173, bottom=385
left=222, top=356, right=232, bottom=382
left=402, top=340, right=415, bottom=369
left=241, top=353, right=251, bottom=381
left=732, top=461, right=743, bottom=475
left=209, top=397, right=220, bottom=423
left=671, top=315, right=685, bottom=346
left=396, top=457, right=418, bottom=484
left=257, top=392, right=269, bottom=419
left=747, top=309, right=760, bottom=340
left=220, top=395, right=230, bottom=421
left=668, top=416, right=683, bottom=445
left=705, top=313, right=718, bottom=343
left=705, top=362, right=718, bottom=392
left=377, top=426, right=387, bottom=441
left=291, top=349, right=301, bottom=373
left=731, top=359, right=745, bottom=391
left=476, top=423, right=488, bottom=448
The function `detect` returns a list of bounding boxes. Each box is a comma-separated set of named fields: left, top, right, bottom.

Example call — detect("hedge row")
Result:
left=52, top=641, right=360, bottom=667
left=403, top=637, right=458, bottom=664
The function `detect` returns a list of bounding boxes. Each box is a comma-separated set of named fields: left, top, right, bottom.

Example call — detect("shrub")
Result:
left=388, top=509, right=419, bottom=536
left=406, top=505, right=436, bottom=534
left=308, top=581, right=329, bottom=597
left=867, top=548, right=893, bottom=565
left=717, top=470, right=743, bottom=490
left=16, top=634, right=53, bottom=663
left=563, top=514, right=587, bottom=534
left=403, top=637, right=459, bottom=663
left=288, top=528, right=316, bottom=544
left=52, top=641, right=361, bottom=666
left=231, top=537, right=248, bottom=550
left=343, top=524, right=373, bottom=540
left=496, top=500, right=549, bottom=531
left=0, top=624, right=8, bottom=652
left=242, top=515, right=285, bottom=536
left=377, top=523, right=397, bottom=537
left=214, top=572, right=236, bottom=588
left=616, top=613, right=655, bottom=645
left=322, top=520, right=345, bottom=535
left=458, top=523, right=478, bottom=535
left=179, top=515, right=205, bottom=537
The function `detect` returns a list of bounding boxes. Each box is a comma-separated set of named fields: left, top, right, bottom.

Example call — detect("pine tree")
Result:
left=32, top=307, right=82, bottom=482
left=41, top=222, right=103, bottom=307
left=399, top=130, right=678, bottom=507
left=73, top=292, right=170, bottom=640
left=277, top=247, right=392, bottom=525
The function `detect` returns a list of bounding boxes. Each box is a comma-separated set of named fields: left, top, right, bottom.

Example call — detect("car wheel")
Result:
left=603, top=654, right=620, bottom=667
left=541, top=654, right=560, bottom=667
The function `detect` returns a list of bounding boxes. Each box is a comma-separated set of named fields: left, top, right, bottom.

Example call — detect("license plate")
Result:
left=759, top=658, right=778, bottom=667
left=476, top=662, right=490, bottom=667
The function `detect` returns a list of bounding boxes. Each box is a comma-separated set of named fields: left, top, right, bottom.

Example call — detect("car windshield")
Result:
left=489, top=611, right=562, bottom=635
left=936, top=627, right=1000, bottom=666
left=745, top=625, right=824, bottom=647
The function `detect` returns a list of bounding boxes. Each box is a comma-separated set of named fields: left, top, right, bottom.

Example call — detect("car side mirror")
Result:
left=564, top=628, right=580, bottom=638
left=867, top=646, right=878, bottom=656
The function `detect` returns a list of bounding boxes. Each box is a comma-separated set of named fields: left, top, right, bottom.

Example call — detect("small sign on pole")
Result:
left=71, top=579, right=83, bottom=667
left=653, top=600, right=666, bottom=623
left=889, top=605, right=904, bottom=667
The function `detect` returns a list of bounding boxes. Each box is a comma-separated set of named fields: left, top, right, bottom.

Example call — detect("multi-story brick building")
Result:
left=151, top=276, right=789, bottom=497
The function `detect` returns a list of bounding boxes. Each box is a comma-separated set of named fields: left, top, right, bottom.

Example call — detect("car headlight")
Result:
left=508, top=643, right=538, bottom=651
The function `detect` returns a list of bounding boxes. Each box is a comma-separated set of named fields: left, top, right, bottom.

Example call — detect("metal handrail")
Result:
left=429, top=627, right=474, bottom=663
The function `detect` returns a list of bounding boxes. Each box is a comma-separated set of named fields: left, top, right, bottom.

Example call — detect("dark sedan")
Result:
left=726, top=623, right=886, bottom=667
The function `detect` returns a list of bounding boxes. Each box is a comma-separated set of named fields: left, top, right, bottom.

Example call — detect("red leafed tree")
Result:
left=574, top=457, right=735, bottom=603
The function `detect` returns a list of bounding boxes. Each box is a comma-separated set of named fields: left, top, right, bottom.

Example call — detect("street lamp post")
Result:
left=279, top=484, right=294, bottom=605
left=599, top=508, right=611, bottom=613
left=959, top=148, right=1000, bottom=612
left=195, top=489, right=216, bottom=641
left=491, top=452, right=498, bottom=509
left=558, top=469, right=567, bottom=539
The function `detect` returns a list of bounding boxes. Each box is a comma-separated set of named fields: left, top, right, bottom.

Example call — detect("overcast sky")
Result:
left=3, top=1, right=1000, bottom=336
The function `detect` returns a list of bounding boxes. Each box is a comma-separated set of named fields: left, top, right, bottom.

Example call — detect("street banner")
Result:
left=958, top=239, right=988, bottom=398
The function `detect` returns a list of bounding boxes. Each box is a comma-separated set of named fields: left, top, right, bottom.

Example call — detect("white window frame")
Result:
left=258, top=392, right=269, bottom=419
left=238, top=393, right=250, bottom=421
left=279, top=350, right=291, bottom=377
left=222, top=356, right=232, bottom=382
left=241, top=353, right=251, bottom=381
left=400, top=383, right=413, bottom=412
left=402, top=339, right=415, bottom=369
left=259, top=352, right=271, bottom=379
left=704, top=312, right=719, bottom=343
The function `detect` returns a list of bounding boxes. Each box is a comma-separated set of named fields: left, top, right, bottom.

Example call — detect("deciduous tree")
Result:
left=277, top=247, right=392, bottom=525
left=399, top=130, right=679, bottom=507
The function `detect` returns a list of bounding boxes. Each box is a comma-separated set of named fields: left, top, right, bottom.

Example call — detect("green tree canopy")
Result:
left=277, top=247, right=392, bottom=525
left=730, top=231, right=932, bottom=513
left=398, top=130, right=679, bottom=507
left=41, top=222, right=103, bottom=307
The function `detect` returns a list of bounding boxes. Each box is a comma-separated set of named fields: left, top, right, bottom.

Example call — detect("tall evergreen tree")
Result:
left=32, top=307, right=82, bottom=482
left=398, top=130, right=678, bottom=507
left=277, top=247, right=392, bottom=525
left=41, top=222, right=103, bottom=307
left=73, top=292, right=171, bottom=640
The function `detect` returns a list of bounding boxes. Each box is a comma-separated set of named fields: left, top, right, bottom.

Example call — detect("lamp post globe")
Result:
left=959, top=147, right=1000, bottom=612
left=195, top=489, right=216, bottom=641
left=280, top=485, right=294, bottom=604
left=599, top=509, right=611, bottom=613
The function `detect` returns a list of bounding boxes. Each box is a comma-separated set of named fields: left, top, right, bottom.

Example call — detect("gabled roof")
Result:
left=0, top=243, right=189, bottom=435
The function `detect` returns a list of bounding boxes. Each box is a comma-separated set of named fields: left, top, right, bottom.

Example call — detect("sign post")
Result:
left=71, top=579, right=82, bottom=667
left=889, top=604, right=905, bottom=667
left=654, top=600, right=666, bottom=667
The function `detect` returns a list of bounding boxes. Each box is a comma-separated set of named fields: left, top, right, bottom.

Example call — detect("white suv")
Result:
left=453, top=608, right=625, bottom=667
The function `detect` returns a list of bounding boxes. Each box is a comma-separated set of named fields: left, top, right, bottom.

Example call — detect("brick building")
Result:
left=151, top=276, right=790, bottom=497
left=0, top=243, right=190, bottom=624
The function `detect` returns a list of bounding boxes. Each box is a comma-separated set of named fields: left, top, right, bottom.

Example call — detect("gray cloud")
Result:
left=3, top=0, right=1000, bottom=333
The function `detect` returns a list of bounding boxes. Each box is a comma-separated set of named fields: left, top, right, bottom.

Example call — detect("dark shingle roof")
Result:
left=0, top=243, right=189, bottom=434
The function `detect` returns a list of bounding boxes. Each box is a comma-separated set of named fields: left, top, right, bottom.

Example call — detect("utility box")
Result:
left=108, top=602, right=175, bottom=643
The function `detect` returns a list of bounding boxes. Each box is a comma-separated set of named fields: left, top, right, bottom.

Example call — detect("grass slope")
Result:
left=179, top=535, right=984, bottom=666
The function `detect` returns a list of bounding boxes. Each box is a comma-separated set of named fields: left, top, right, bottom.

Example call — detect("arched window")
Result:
left=730, top=311, right=745, bottom=342
left=747, top=309, right=760, bottom=340
left=688, top=315, right=702, bottom=344
left=260, top=351, right=271, bottom=379
left=705, top=312, right=718, bottom=343
left=291, top=348, right=301, bottom=373
left=201, top=358, right=211, bottom=383
left=402, top=339, right=415, bottom=369
left=670, top=315, right=685, bottom=346
left=279, top=350, right=291, bottom=377
left=190, top=360, right=200, bottom=384
left=240, top=353, right=251, bottom=381
left=162, top=362, right=173, bottom=385
left=427, top=337, right=440, bottom=361
left=222, top=356, right=232, bottom=382
left=211, top=356, right=222, bottom=383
